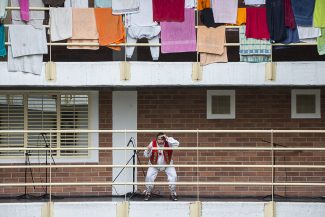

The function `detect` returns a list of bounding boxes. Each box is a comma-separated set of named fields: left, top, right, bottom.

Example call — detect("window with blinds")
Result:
left=0, top=93, right=90, bottom=158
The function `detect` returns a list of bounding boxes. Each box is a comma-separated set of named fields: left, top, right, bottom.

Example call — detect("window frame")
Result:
left=291, top=89, right=321, bottom=119
left=0, top=91, right=99, bottom=164
left=207, top=90, right=236, bottom=119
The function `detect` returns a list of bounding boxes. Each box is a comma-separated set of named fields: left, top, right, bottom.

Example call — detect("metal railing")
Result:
left=0, top=129, right=325, bottom=202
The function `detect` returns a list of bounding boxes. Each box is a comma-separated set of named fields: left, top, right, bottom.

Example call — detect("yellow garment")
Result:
left=226, top=8, right=246, bottom=26
left=197, top=0, right=210, bottom=11
left=67, top=8, right=99, bottom=50
left=314, top=0, right=325, bottom=28
left=197, top=26, right=228, bottom=66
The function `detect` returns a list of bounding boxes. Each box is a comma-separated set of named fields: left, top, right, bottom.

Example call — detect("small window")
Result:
left=207, top=90, right=235, bottom=119
left=291, top=89, right=321, bottom=118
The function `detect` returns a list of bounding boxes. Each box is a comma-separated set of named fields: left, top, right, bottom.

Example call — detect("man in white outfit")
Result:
left=144, top=133, right=179, bottom=201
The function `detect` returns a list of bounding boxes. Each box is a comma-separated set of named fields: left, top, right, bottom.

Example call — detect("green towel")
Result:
left=317, top=28, right=325, bottom=55
left=314, top=0, right=325, bottom=28
left=0, top=0, right=8, bottom=20
left=239, top=26, right=272, bottom=63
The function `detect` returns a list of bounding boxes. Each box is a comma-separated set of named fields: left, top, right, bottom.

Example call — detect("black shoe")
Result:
left=144, top=194, right=151, bottom=201
left=169, top=194, right=178, bottom=201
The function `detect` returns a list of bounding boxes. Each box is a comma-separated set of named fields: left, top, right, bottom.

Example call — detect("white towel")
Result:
left=185, top=0, right=196, bottom=8
left=112, top=0, right=139, bottom=15
left=8, top=25, right=48, bottom=75
left=211, top=0, right=238, bottom=24
left=244, top=0, right=265, bottom=5
left=50, top=8, right=73, bottom=42
left=126, top=0, right=157, bottom=27
left=11, top=0, right=45, bottom=29
left=298, top=21, right=321, bottom=43
left=0, top=0, right=8, bottom=20
left=64, top=0, right=88, bottom=7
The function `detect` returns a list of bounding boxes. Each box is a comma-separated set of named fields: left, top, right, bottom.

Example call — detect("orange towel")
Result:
left=226, top=8, right=246, bottom=26
left=94, top=8, right=125, bottom=51
left=197, top=0, right=210, bottom=11
left=68, top=8, right=99, bottom=50
left=197, top=26, right=227, bottom=66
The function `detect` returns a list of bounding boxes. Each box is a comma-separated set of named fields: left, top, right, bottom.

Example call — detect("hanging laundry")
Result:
left=0, top=24, right=6, bottom=56
left=64, top=0, right=88, bottom=8
left=200, top=8, right=224, bottom=28
left=291, top=0, right=316, bottom=26
left=317, top=28, right=325, bottom=55
left=11, top=0, right=45, bottom=29
left=67, top=8, right=99, bottom=50
left=112, top=0, right=139, bottom=15
left=95, top=0, right=112, bottom=8
left=94, top=8, right=125, bottom=51
left=313, top=0, right=325, bottom=28
left=161, top=8, right=196, bottom=53
left=0, top=0, right=8, bottom=21
left=283, top=0, right=295, bottom=29
left=126, top=0, right=157, bottom=27
left=297, top=21, right=321, bottom=43
left=42, top=0, right=66, bottom=7
left=244, top=0, right=265, bottom=5
left=8, top=25, right=48, bottom=75
left=226, top=8, right=246, bottom=26
left=266, top=0, right=286, bottom=42
left=126, top=26, right=161, bottom=60
left=239, top=26, right=271, bottom=63
left=50, top=8, right=72, bottom=42
left=185, top=0, right=196, bottom=8
left=211, top=0, right=238, bottom=24
left=272, top=24, right=299, bottom=49
left=18, top=0, right=29, bottom=21
left=197, top=0, right=210, bottom=10
left=246, top=8, right=269, bottom=40
left=125, top=0, right=160, bottom=59
left=152, top=0, right=185, bottom=22
left=197, top=26, right=228, bottom=66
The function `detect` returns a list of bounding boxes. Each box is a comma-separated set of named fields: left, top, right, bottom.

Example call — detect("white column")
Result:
left=112, top=91, right=137, bottom=195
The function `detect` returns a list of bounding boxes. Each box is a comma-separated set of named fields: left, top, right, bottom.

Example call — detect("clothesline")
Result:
left=3, top=42, right=317, bottom=46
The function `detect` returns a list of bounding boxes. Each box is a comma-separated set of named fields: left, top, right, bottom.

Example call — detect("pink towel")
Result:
left=19, top=0, right=29, bottom=21
left=160, top=8, right=196, bottom=53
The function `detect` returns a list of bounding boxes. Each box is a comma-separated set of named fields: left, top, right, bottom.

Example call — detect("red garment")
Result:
left=283, top=0, right=295, bottom=29
left=152, top=0, right=185, bottom=22
left=245, top=8, right=270, bottom=40
left=150, top=140, right=173, bottom=165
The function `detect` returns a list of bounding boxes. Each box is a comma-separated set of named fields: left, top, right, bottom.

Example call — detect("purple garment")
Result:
left=160, top=8, right=196, bottom=53
left=19, top=0, right=29, bottom=21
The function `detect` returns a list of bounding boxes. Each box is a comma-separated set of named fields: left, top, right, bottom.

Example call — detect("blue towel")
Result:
left=0, top=24, right=6, bottom=56
left=272, top=24, right=300, bottom=49
left=95, top=0, right=112, bottom=8
left=291, top=0, right=316, bottom=26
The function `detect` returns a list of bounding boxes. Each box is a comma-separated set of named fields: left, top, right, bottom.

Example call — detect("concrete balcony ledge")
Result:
left=0, top=62, right=325, bottom=88
left=1, top=201, right=324, bottom=217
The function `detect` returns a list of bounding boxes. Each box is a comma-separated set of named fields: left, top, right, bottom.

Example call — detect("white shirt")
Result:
left=144, top=137, right=179, bottom=170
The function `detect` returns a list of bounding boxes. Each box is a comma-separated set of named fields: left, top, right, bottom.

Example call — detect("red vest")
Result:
left=150, top=140, right=173, bottom=165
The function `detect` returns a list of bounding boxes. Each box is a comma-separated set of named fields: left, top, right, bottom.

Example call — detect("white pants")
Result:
left=145, top=166, right=177, bottom=194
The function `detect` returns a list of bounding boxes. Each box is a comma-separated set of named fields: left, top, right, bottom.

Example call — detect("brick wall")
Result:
left=1, top=89, right=325, bottom=198
left=136, top=89, right=325, bottom=197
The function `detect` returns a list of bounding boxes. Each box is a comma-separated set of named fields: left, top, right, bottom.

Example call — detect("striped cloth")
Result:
left=317, top=28, right=325, bottom=55
left=239, top=26, right=271, bottom=62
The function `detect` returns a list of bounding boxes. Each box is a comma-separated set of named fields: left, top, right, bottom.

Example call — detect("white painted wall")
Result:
left=0, top=62, right=325, bottom=87
left=276, top=202, right=325, bottom=217
left=202, top=202, right=267, bottom=217
left=0, top=203, right=46, bottom=217
left=129, top=202, right=191, bottom=217
left=53, top=202, right=120, bottom=217
left=112, top=91, right=137, bottom=195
